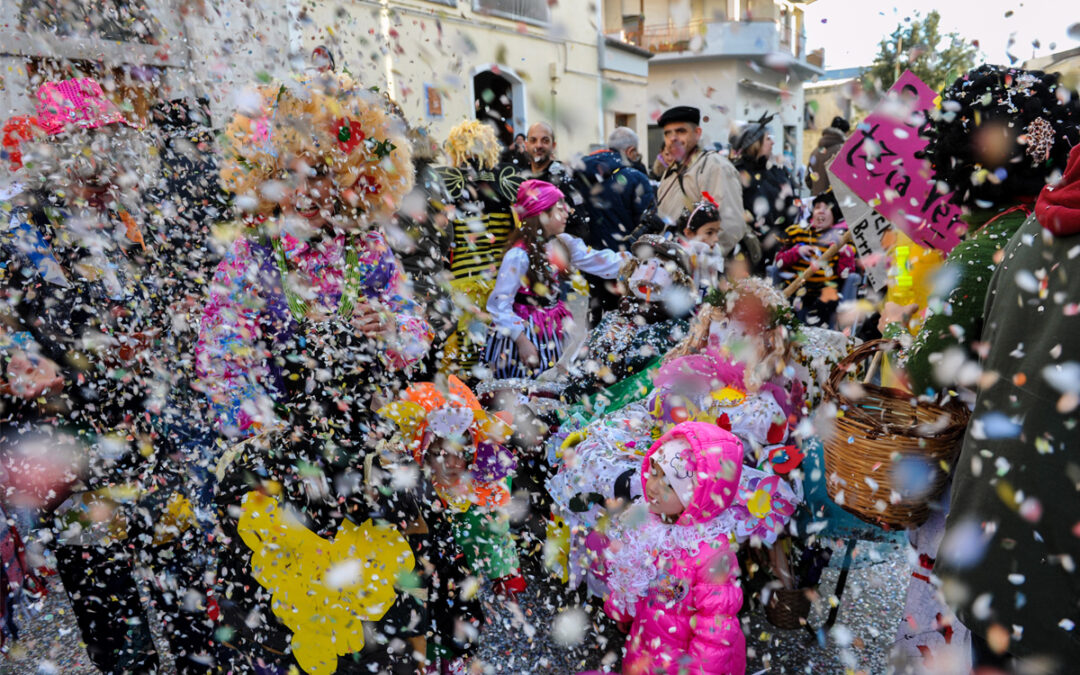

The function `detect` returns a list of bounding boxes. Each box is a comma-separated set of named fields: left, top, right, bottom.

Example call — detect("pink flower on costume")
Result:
left=733, top=472, right=797, bottom=545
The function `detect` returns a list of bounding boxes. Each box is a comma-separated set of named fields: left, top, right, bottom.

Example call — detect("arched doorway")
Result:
left=472, top=66, right=525, bottom=148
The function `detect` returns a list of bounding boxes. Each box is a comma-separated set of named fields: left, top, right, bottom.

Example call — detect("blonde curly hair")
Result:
left=219, top=73, right=414, bottom=223
left=445, top=119, right=501, bottom=170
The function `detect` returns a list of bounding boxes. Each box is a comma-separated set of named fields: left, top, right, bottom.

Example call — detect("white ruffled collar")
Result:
left=604, top=507, right=736, bottom=615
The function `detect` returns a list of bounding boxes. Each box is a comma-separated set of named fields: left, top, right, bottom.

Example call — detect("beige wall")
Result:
left=1025, top=52, right=1080, bottom=94
left=703, top=0, right=730, bottom=20
left=602, top=68, right=650, bottom=150
left=0, top=0, right=647, bottom=164
left=298, top=0, right=608, bottom=159
left=803, top=81, right=849, bottom=164
left=646, top=58, right=738, bottom=154
left=644, top=57, right=806, bottom=169
left=640, top=0, right=734, bottom=24
left=801, top=78, right=868, bottom=166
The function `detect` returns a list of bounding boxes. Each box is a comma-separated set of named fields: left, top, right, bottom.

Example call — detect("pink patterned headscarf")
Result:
left=516, top=179, right=563, bottom=219
left=35, top=78, right=134, bottom=136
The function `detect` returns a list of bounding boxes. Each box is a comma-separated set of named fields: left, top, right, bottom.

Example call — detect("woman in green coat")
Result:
left=885, top=66, right=1079, bottom=671
left=935, top=142, right=1080, bottom=674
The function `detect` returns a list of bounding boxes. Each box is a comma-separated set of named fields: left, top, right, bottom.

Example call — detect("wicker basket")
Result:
left=764, top=588, right=813, bottom=630
left=821, top=339, right=970, bottom=530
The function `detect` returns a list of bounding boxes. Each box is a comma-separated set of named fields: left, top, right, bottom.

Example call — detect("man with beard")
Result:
left=523, top=121, right=589, bottom=239
left=654, top=106, right=746, bottom=258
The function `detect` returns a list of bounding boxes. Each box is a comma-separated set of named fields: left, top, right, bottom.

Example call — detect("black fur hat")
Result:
left=924, top=65, right=1080, bottom=209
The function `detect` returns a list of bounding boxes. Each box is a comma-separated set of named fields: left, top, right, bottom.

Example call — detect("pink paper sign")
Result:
left=828, top=70, right=966, bottom=252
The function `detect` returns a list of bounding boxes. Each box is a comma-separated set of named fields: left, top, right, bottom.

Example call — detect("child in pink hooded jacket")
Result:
left=602, top=421, right=746, bottom=675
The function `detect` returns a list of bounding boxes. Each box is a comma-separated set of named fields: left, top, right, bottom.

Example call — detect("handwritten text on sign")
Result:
left=849, top=211, right=891, bottom=290
left=828, top=70, right=966, bottom=253
left=829, top=177, right=890, bottom=290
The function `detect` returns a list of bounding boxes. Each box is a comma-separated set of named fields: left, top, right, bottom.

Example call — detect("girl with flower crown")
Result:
left=547, top=277, right=805, bottom=595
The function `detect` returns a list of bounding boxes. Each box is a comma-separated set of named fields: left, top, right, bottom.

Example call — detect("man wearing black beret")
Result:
left=654, top=105, right=746, bottom=257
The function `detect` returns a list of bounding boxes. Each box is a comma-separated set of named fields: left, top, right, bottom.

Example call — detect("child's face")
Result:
left=710, top=296, right=771, bottom=365
left=811, top=201, right=835, bottom=231
left=427, top=438, right=468, bottom=485
left=686, top=220, right=721, bottom=247
left=646, top=459, right=686, bottom=520
left=540, top=200, right=571, bottom=237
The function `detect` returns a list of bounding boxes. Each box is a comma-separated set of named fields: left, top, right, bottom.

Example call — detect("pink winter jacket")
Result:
left=605, top=422, right=746, bottom=675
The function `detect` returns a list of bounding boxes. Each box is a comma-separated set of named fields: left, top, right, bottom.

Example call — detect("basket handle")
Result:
left=863, top=351, right=884, bottom=384
left=825, top=338, right=900, bottom=403
left=825, top=339, right=971, bottom=440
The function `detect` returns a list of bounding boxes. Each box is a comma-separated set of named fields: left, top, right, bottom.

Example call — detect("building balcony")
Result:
left=607, top=18, right=824, bottom=77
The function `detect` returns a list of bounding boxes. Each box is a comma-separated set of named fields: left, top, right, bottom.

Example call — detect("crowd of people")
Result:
left=0, top=58, right=1077, bottom=675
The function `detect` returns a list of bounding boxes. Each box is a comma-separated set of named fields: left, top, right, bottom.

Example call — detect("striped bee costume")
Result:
left=435, top=163, right=523, bottom=378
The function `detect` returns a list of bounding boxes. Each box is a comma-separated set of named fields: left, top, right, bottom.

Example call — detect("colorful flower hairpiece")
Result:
left=336, top=118, right=366, bottom=154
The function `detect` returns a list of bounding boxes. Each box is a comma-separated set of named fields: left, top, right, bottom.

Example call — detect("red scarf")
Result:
left=1036, top=144, right=1080, bottom=237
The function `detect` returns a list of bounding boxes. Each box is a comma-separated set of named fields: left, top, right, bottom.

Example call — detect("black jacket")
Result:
left=735, top=155, right=799, bottom=266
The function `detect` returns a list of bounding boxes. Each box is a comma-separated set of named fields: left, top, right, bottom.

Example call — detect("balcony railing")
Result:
left=608, top=18, right=815, bottom=68
left=473, top=0, right=550, bottom=25
left=638, top=19, right=706, bottom=53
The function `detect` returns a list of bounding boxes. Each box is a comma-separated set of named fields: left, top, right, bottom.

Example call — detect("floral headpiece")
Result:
left=377, top=375, right=511, bottom=464
left=219, top=73, right=414, bottom=221
left=702, top=277, right=799, bottom=333
left=219, top=83, right=283, bottom=212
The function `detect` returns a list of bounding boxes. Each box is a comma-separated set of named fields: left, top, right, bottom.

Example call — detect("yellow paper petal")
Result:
left=544, top=515, right=570, bottom=583
left=711, top=386, right=746, bottom=406
left=476, top=410, right=512, bottom=443
left=377, top=399, right=427, bottom=434
left=560, top=429, right=589, bottom=456
left=237, top=492, right=415, bottom=675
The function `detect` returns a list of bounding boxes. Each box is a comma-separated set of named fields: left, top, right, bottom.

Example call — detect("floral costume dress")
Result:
left=197, top=228, right=434, bottom=674
left=379, top=377, right=521, bottom=583
left=196, top=227, right=432, bottom=438
left=547, top=353, right=802, bottom=592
